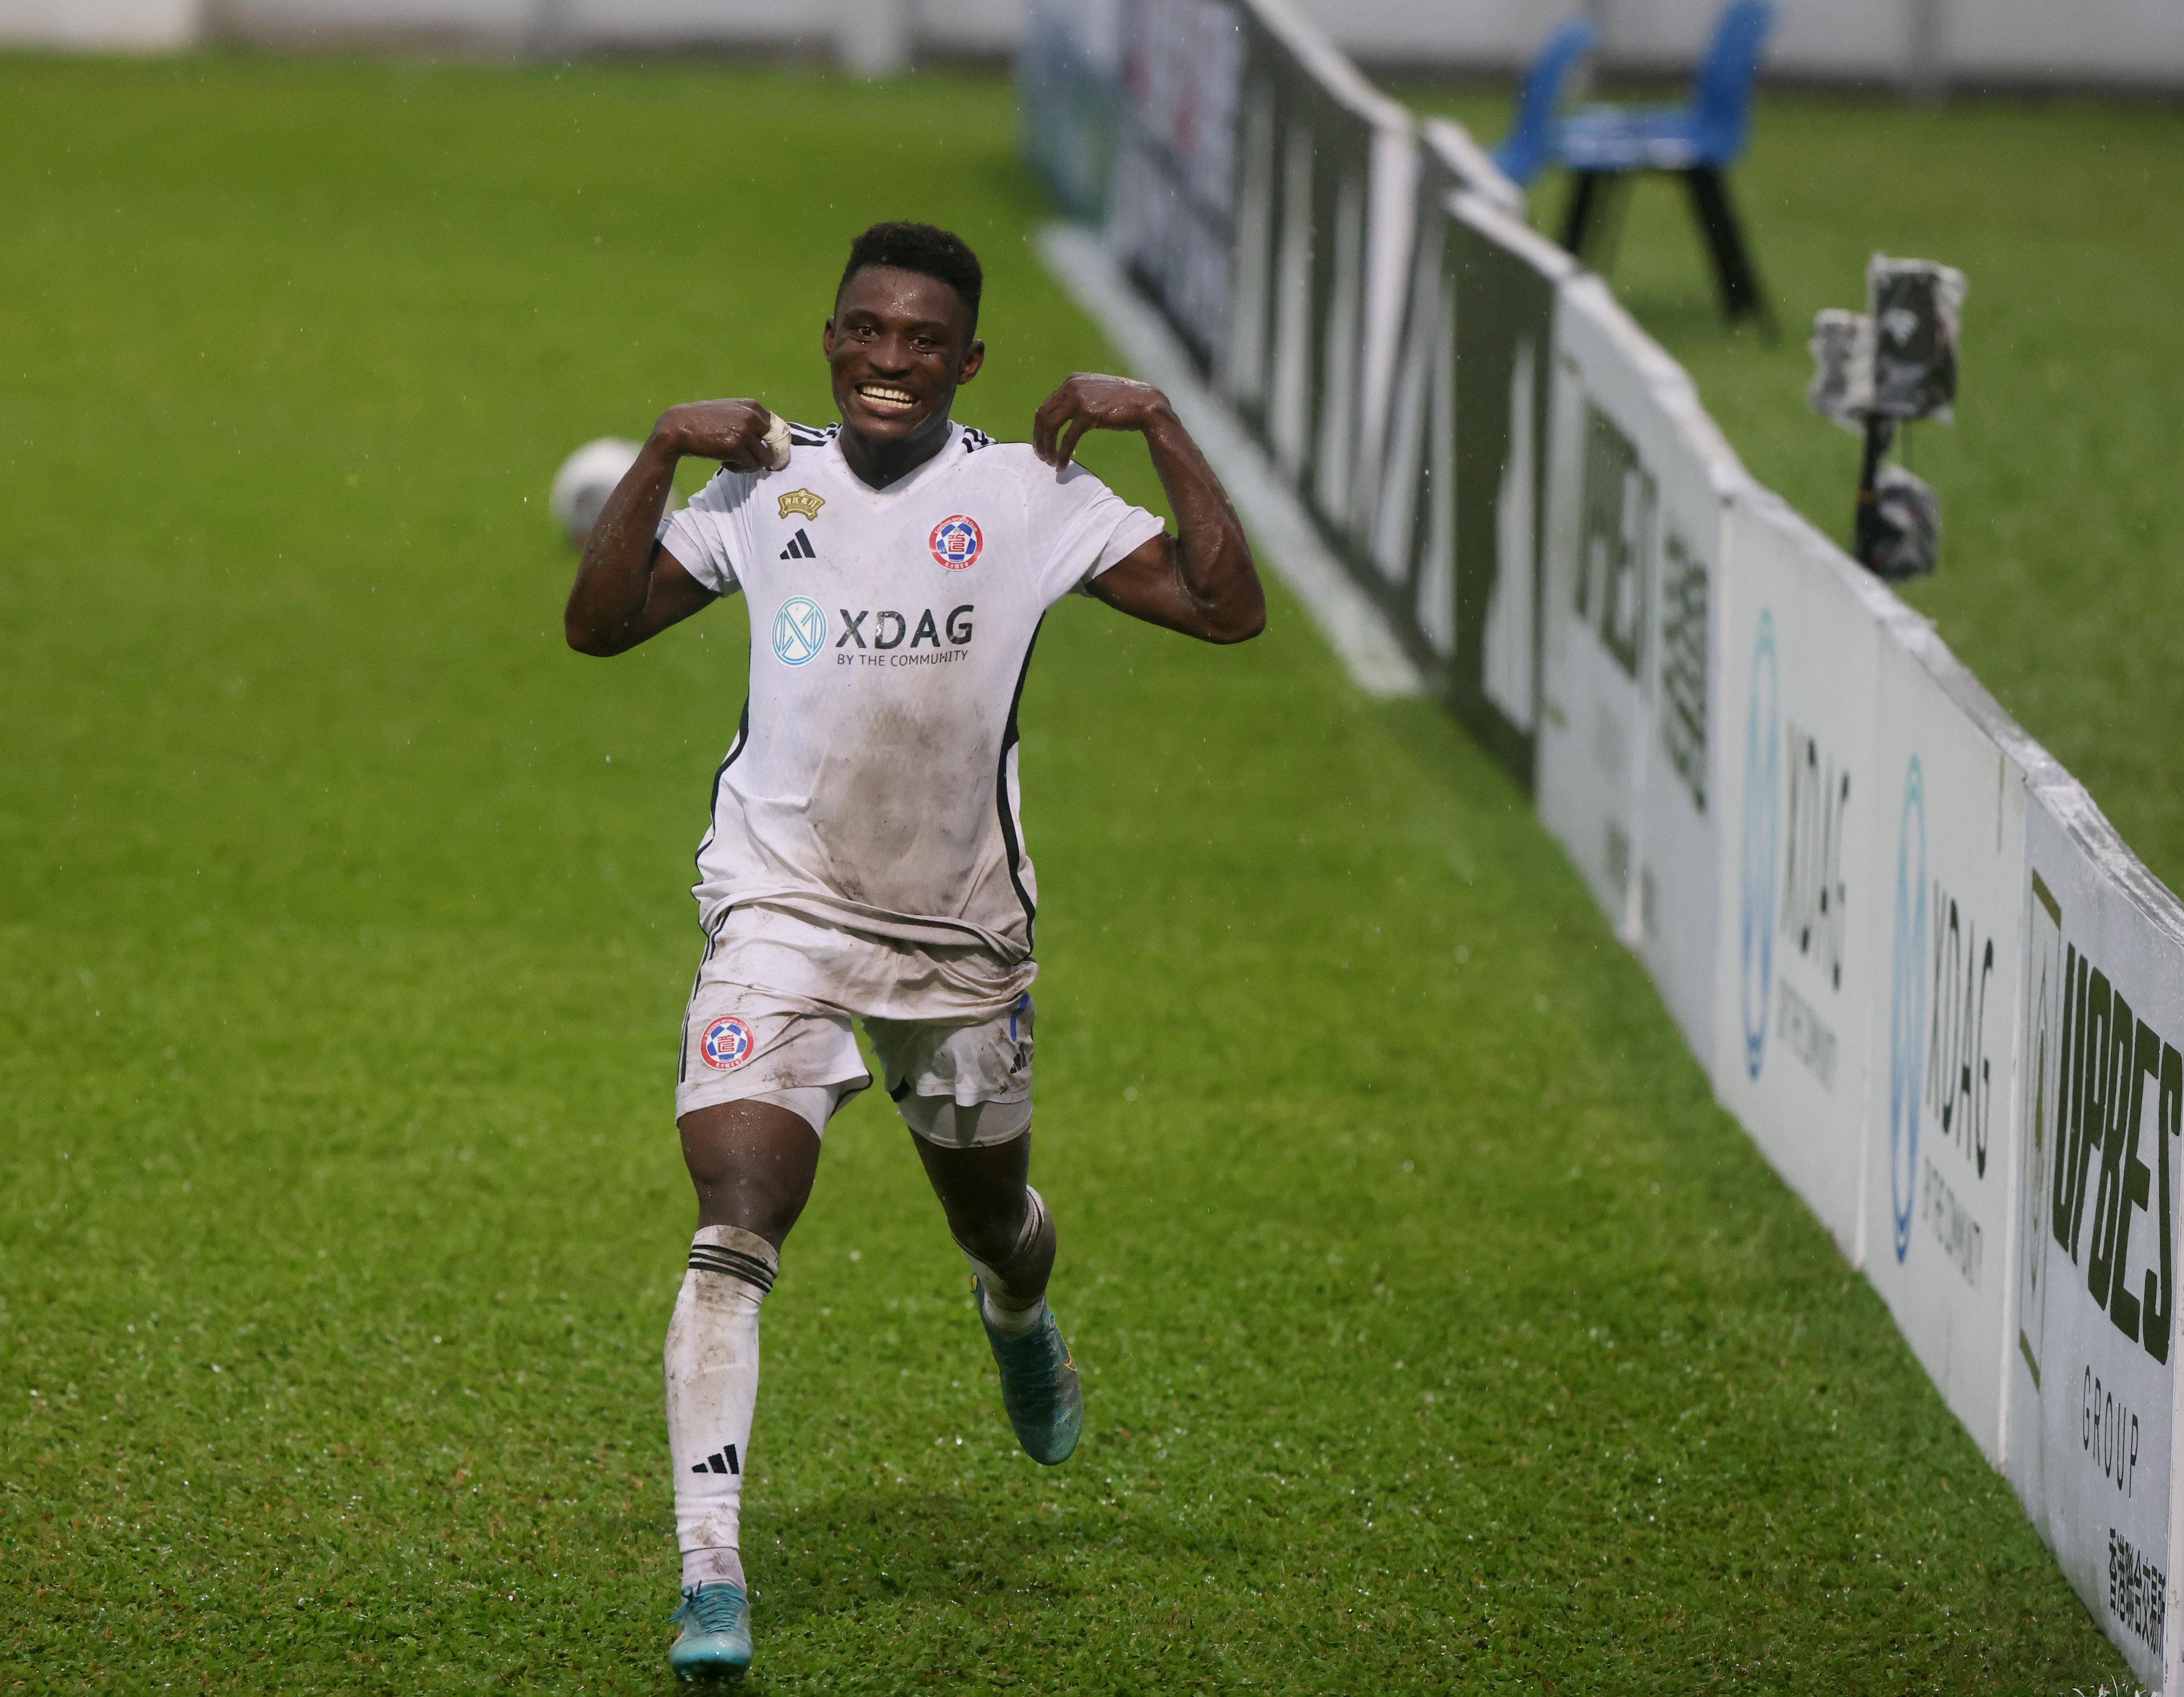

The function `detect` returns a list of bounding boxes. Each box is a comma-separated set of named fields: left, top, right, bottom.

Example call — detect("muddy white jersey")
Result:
left=657, top=420, right=1163, bottom=1010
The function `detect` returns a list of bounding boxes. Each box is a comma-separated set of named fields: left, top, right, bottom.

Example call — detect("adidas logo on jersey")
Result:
left=692, top=1444, right=741, bottom=1476
left=778, top=528, right=816, bottom=560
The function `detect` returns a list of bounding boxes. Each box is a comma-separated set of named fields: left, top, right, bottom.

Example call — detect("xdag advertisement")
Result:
left=1710, top=490, right=1898, bottom=1259
left=1857, top=620, right=2029, bottom=1461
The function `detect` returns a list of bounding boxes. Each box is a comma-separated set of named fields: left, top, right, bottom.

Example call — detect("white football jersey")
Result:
left=658, top=420, right=1164, bottom=1012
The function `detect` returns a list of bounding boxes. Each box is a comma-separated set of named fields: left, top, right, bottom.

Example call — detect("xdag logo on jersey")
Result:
left=771, top=597, right=827, bottom=666
left=930, top=515, right=982, bottom=569
left=835, top=605, right=974, bottom=650
left=779, top=528, right=816, bottom=560
left=698, top=1016, right=756, bottom=1072
left=777, top=488, right=824, bottom=521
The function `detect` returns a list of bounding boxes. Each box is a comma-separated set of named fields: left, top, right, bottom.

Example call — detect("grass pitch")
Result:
left=0, top=57, right=2144, bottom=1693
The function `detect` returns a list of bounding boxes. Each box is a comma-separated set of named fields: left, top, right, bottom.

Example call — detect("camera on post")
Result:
left=1807, top=254, right=1965, bottom=581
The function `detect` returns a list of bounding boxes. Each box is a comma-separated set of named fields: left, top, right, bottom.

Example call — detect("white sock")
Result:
left=962, top=1186, right=1053, bottom=1340
left=665, top=1224, right=776, bottom=1595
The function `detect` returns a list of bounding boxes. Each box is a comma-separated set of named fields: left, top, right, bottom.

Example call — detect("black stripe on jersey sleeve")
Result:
left=786, top=422, right=837, bottom=446
left=994, top=618, right=1043, bottom=950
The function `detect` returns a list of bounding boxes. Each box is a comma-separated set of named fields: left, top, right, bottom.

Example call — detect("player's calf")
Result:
left=663, top=1225, right=777, bottom=1675
left=956, top=1188, right=1082, bottom=1465
left=953, top=1183, right=1055, bottom=1338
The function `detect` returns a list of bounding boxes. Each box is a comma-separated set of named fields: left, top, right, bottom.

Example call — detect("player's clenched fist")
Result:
left=1032, top=373, right=1175, bottom=470
left=654, top=399, right=793, bottom=472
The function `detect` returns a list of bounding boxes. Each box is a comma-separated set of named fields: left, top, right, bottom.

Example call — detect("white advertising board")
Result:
left=1536, top=275, right=1735, bottom=1063
left=1217, top=0, right=1410, bottom=544
left=1363, top=182, right=1564, bottom=776
left=2006, top=777, right=2184, bottom=1691
left=1020, top=0, right=1125, bottom=223
left=1857, top=616, right=2030, bottom=1460
left=1711, top=489, right=1898, bottom=1260
left=1106, top=0, right=1246, bottom=371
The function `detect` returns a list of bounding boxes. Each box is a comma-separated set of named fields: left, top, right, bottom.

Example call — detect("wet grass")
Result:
left=0, top=55, right=2134, bottom=1693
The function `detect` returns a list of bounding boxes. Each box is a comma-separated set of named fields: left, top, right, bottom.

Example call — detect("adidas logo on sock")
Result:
left=778, top=528, right=815, bottom=560
left=692, top=1444, right=741, bottom=1476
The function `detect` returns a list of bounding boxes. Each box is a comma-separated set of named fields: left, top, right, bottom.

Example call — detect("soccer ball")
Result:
left=549, top=437, right=641, bottom=548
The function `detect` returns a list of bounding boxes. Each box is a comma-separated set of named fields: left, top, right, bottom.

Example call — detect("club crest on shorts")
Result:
left=698, top=1015, right=756, bottom=1071
left=929, top=515, right=982, bottom=569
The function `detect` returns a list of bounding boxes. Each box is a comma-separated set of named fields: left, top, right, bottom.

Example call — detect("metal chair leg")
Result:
left=1681, top=166, right=1774, bottom=334
left=1594, top=173, right=1634, bottom=280
left=1561, top=171, right=1606, bottom=262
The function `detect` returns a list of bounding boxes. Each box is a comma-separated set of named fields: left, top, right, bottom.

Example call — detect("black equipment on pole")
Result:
left=1808, top=255, right=1964, bottom=580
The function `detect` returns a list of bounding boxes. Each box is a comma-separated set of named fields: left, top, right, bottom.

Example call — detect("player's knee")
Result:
left=950, top=1184, right=1053, bottom=1278
left=677, top=1101, right=822, bottom=1245
left=949, top=1197, right=1033, bottom=1267
left=681, top=1146, right=810, bottom=1243
left=693, top=1176, right=805, bottom=1245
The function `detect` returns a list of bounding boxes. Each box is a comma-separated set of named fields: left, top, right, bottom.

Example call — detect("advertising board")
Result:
left=1215, top=0, right=1409, bottom=551
left=1019, top=0, right=1125, bottom=223
left=1105, top=0, right=1246, bottom=372
left=1366, top=183, right=1565, bottom=779
left=1449, top=196, right=1567, bottom=782
left=2006, top=778, right=2184, bottom=1691
left=1710, top=489, right=1898, bottom=1257
left=1857, top=616, right=2031, bottom=1459
left=1536, top=275, right=1734, bottom=1061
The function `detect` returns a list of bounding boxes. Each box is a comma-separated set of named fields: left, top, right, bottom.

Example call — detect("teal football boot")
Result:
left=667, top=1581, right=752, bottom=1682
left=975, top=1276, right=1083, bottom=1465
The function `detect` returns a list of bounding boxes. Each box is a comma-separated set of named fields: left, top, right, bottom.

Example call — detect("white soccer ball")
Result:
left=549, top=437, right=641, bottom=548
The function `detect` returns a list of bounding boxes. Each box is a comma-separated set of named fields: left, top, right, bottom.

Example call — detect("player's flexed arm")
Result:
left=563, top=401, right=775, bottom=657
left=1032, top=375, right=1266, bottom=645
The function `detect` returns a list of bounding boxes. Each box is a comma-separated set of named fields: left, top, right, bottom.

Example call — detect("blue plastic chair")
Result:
left=1490, top=17, right=1597, bottom=188
left=1555, top=0, right=1777, bottom=327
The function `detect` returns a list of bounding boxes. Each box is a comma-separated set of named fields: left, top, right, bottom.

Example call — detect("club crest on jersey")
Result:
left=698, top=1016, right=756, bottom=1072
left=772, top=597, right=827, bottom=666
left=929, top=515, right=982, bottom=570
left=777, top=488, right=824, bottom=522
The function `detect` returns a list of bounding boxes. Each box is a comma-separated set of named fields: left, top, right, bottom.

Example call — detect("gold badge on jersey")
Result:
left=777, top=489, right=825, bottom=522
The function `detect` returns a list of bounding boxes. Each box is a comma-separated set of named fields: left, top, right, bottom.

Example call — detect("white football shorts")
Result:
left=676, top=961, right=1034, bottom=1148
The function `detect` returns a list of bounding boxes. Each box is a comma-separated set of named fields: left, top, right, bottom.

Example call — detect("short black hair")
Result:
left=838, top=221, right=983, bottom=332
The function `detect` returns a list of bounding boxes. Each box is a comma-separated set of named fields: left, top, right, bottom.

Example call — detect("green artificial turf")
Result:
left=0, top=55, right=2139, bottom=1693
left=1411, top=83, right=2184, bottom=898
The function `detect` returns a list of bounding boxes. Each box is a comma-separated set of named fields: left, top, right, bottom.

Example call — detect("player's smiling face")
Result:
left=823, top=265, right=984, bottom=447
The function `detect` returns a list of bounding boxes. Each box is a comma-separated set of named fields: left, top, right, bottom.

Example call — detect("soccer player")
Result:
left=563, top=221, right=1264, bottom=1680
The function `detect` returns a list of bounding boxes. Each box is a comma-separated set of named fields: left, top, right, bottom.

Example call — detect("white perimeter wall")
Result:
left=0, top=0, right=201, bottom=49
left=9, top=0, right=2183, bottom=88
